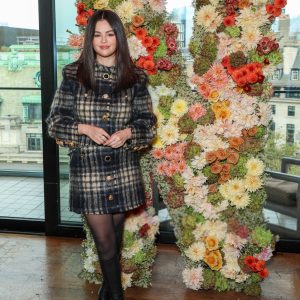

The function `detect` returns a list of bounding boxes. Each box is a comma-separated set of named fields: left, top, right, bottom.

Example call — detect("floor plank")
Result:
left=0, top=233, right=299, bottom=300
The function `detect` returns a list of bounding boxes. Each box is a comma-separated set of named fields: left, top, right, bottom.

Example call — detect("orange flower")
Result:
left=151, top=36, right=160, bottom=48
left=204, top=250, right=223, bottom=271
left=226, top=150, right=239, bottom=164
left=131, top=15, right=144, bottom=27
left=255, top=260, right=266, bottom=271
left=222, top=163, right=232, bottom=174
left=142, top=36, right=153, bottom=48
left=136, top=57, right=146, bottom=68
left=211, top=162, right=223, bottom=174
left=216, top=148, right=228, bottom=160
left=147, top=45, right=156, bottom=55
left=218, top=172, right=231, bottom=184
left=238, top=0, right=250, bottom=9
left=197, top=83, right=210, bottom=98
left=205, top=151, right=217, bottom=163
left=208, top=183, right=218, bottom=193
left=228, top=137, right=244, bottom=150
left=258, top=268, right=269, bottom=278
left=215, top=108, right=231, bottom=120
left=247, top=126, right=258, bottom=137
left=147, top=67, right=157, bottom=75
left=143, top=59, right=155, bottom=70
left=205, top=236, right=219, bottom=251
left=76, top=13, right=88, bottom=26
left=135, top=27, right=147, bottom=40
left=129, top=24, right=138, bottom=34
left=244, top=255, right=258, bottom=266
left=151, top=149, right=164, bottom=159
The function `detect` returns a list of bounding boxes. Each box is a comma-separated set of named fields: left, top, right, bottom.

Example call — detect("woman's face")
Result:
left=92, top=19, right=117, bottom=66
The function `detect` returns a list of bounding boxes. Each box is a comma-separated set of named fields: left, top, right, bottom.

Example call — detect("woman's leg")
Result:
left=112, top=213, right=125, bottom=254
left=85, top=214, right=124, bottom=300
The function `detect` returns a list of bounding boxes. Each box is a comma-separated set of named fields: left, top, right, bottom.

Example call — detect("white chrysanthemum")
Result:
left=258, top=102, right=272, bottom=126
left=244, top=175, right=263, bottom=192
left=167, top=116, right=179, bottom=127
left=124, top=217, right=139, bottom=232
left=236, top=7, right=268, bottom=30
left=182, top=267, right=204, bottom=290
left=159, top=124, right=179, bottom=145
left=230, top=192, right=250, bottom=209
left=234, top=113, right=260, bottom=129
left=252, top=0, right=268, bottom=6
left=227, top=179, right=246, bottom=196
left=121, top=272, right=133, bottom=289
left=185, top=242, right=206, bottom=262
left=127, top=35, right=148, bottom=60
left=170, top=99, right=188, bottom=117
left=191, top=153, right=208, bottom=170
left=83, top=256, right=96, bottom=273
left=193, top=220, right=227, bottom=241
left=219, top=183, right=231, bottom=200
left=115, top=1, right=136, bottom=23
left=225, top=233, right=247, bottom=250
left=129, top=0, right=144, bottom=9
left=246, top=158, right=265, bottom=176
left=235, top=272, right=250, bottom=283
left=196, top=5, right=222, bottom=32
left=241, top=29, right=262, bottom=51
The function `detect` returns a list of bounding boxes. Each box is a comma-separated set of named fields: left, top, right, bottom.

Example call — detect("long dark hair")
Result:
left=77, top=9, right=138, bottom=91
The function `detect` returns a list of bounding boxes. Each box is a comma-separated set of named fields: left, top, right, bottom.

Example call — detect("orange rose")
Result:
left=247, top=126, right=258, bottom=136
left=228, top=137, right=244, bottom=150
left=211, top=162, right=223, bottom=174
left=129, top=24, right=138, bottom=34
left=218, top=172, right=231, bottom=184
left=226, top=150, right=239, bottom=164
left=208, top=183, right=218, bottom=193
left=222, top=163, right=232, bottom=174
left=205, top=151, right=217, bottom=163
left=216, top=148, right=228, bottom=160
left=215, top=108, right=231, bottom=120
left=238, top=0, right=250, bottom=8
left=205, top=236, right=219, bottom=251
left=131, top=15, right=144, bottom=27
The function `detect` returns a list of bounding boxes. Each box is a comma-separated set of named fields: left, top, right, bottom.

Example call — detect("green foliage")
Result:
left=224, top=26, right=241, bottom=38
left=202, top=269, right=216, bottom=289
left=230, top=155, right=248, bottom=178
left=243, top=283, right=262, bottom=296
left=248, top=189, right=267, bottom=212
left=108, top=0, right=124, bottom=9
left=123, top=230, right=136, bottom=248
left=229, top=51, right=248, bottom=68
left=178, top=114, right=197, bottom=134
left=193, top=55, right=212, bottom=76
left=153, top=40, right=168, bottom=59
left=215, top=273, right=229, bottom=292
left=207, top=192, right=223, bottom=205
left=251, top=226, right=273, bottom=247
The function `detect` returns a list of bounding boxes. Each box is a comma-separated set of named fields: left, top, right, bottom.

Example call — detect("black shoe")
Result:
left=98, top=280, right=110, bottom=300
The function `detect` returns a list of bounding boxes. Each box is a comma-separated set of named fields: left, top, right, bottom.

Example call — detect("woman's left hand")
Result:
left=103, top=128, right=132, bottom=148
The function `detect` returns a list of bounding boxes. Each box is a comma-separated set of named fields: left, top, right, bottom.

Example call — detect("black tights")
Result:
left=85, top=213, right=125, bottom=260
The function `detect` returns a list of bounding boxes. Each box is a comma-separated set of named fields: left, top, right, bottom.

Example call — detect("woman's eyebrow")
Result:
left=94, top=30, right=114, bottom=33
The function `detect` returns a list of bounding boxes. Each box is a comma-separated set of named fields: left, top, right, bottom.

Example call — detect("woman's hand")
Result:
left=78, top=124, right=110, bottom=145
left=103, top=128, right=132, bottom=148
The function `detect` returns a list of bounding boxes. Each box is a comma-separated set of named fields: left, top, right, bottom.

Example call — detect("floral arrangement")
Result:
left=146, top=0, right=284, bottom=296
left=70, top=0, right=285, bottom=296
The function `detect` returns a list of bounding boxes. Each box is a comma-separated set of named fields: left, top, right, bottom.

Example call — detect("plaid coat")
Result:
left=46, top=62, right=156, bottom=214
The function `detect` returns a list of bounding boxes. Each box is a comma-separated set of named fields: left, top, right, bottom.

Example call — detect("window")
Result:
left=23, top=103, right=42, bottom=122
left=270, top=121, right=275, bottom=131
left=271, top=105, right=276, bottom=114
left=273, top=69, right=281, bottom=80
left=286, top=124, right=295, bottom=143
left=291, top=70, right=299, bottom=80
left=288, top=106, right=295, bottom=116
left=273, top=90, right=280, bottom=97
left=27, top=133, right=42, bottom=151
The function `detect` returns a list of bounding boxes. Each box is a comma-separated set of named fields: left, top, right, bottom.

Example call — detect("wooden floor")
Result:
left=0, top=233, right=299, bottom=300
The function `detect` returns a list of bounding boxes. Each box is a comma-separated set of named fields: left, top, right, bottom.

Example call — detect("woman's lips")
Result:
left=100, top=46, right=110, bottom=49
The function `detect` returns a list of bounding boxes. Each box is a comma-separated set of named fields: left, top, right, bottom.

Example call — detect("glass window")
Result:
left=288, top=106, right=295, bottom=116
left=270, top=121, right=275, bottom=131
left=291, top=70, right=299, bottom=80
left=271, top=104, right=276, bottom=114
left=27, top=133, right=42, bottom=151
left=286, top=124, right=295, bottom=143
left=273, top=69, right=281, bottom=80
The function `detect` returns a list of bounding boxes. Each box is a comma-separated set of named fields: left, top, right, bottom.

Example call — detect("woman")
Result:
left=46, top=9, right=156, bottom=300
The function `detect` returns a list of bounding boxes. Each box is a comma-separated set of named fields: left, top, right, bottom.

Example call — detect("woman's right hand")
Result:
left=78, top=124, right=110, bottom=145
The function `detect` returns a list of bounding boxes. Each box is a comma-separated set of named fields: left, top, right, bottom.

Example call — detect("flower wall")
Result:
left=70, top=0, right=285, bottom=295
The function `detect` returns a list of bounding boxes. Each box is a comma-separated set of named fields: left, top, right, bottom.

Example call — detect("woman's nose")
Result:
left=101, top=35, right=107, bottom=43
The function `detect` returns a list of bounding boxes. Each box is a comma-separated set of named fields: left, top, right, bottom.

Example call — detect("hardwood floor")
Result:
left=0, top=233, right=299, bottom=300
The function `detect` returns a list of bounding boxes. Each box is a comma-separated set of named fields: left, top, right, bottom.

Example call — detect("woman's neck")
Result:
left=96, top=55, right=116, bottom=67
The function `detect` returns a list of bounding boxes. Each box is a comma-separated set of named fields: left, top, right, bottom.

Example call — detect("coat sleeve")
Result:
left=46, top=68, right=79, bottom=148
left=126, top=76, right=157, bottom=151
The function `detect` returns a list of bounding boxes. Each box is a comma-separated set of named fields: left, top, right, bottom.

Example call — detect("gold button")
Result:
left=106, top=175, right=113, bottom=181
left=102, top=113, right=110, bottom=121
left=103, top=73, right=110, bottom=79
left=102, top=94, right=109, bottom=99
left=108, top=194, right=114, bottom=201
left=104, top=155, right=111, bottom=162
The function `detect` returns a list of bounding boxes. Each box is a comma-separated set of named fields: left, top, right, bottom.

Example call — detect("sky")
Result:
left=0, top=0, right=299, bottom=30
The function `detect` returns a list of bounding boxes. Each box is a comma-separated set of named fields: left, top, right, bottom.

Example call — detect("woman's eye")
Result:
left=108, top=33, right=115, bottom=37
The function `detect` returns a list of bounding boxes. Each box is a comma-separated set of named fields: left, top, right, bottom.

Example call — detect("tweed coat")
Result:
left=46, top=62, right=156, bottom=214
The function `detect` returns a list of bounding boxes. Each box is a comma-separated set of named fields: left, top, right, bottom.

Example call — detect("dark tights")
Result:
left=85, top=213, right=125, bottom=260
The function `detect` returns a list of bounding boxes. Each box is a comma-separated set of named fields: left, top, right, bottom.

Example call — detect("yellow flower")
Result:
left=170, top=99, right=188, bottom=117
left=152, top=136, right=164, bottom=149
left=205, top=236, right=219, bottom=251
left=208, top=90, right=220, bottom=102
left=214, top=108, right=231, bottom=120
left=246, top=158, right=264, bottom=176
left=230, top=193, right=250, bottom=209
left=115, top=1, right=135, bottom=23
left=227, top=179, right=245, bottom=195
left=94, top=0, right=109, bottom=9
left=244, top=175, right=263, bottom=192
left=204, top=250, right=223, bottom=271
